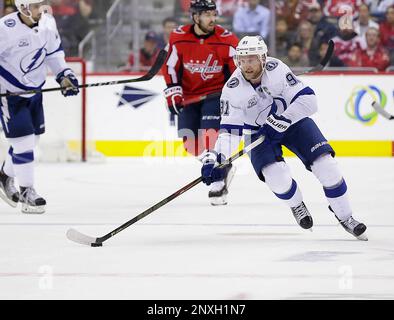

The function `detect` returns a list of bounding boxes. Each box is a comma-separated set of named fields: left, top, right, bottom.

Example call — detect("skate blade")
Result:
left=0, top=189, right=18, bottom=208
left=21, top=204, right=45, bottom=214
left=356, top=233, right=368, bottom=241
left=210, top=195, right=228, bottom=206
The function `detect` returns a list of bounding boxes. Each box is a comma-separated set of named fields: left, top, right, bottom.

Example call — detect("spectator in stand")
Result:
left=157, top=17, right=178, bottom=49
left=307, top=1, right=338, bottom=65
left=275, top=0, right=317, bottom=29
left=332, top=28, right=362, bottom=66
left=281, top=42, right=310, bottom=67
left=353, top=3, right=379, bottom=47
left=128, top=31, right=160, bottom=71
left=319, top=41, right=346, bottom=66
left=275, top=18, right=295, bottom=59
left=3, top=5, right=16, bottom=15
left=233, top=0, right=271, bottom=40
left=355, top=27, right=390, bottom=70
left=322, top=0, right=363, bottom=19
left=51, top=0, right=92, bottom=56
left=293, top=20, right=314, bottom=63
left=365, top=0, right=394, bottom=18
left=216, top=0, right=247, bottom=17
left=380, top=5, right=394, bottom=63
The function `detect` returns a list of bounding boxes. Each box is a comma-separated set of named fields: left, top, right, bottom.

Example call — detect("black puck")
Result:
left=91, top=242, right=102, bottom=247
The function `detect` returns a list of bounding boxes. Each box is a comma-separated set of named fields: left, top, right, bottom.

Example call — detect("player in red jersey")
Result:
left=162, top=0, right=239, bottom=205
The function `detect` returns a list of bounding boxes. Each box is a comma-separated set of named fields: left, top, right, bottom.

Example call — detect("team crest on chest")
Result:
left=20, top=45, right=47, bottom=74
left=247, top=96, right=258, bottom=108
left=184, top=54, right=223, bottom=81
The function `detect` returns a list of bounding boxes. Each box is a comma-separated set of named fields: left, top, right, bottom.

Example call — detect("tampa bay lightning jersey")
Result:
left=220, top=57, right=316, bottom=133
left=0, top=12, right=67, bottom=94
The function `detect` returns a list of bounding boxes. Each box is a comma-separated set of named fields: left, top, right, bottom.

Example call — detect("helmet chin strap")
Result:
left=19, top=6, right=39, bottom=24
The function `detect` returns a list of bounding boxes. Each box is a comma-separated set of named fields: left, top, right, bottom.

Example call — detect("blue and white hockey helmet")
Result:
left=235, top=36, right=268, bottom=68
left=14, top=0, right=48, bottom=21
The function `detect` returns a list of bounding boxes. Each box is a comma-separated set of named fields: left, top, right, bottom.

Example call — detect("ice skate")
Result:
left=0, top=165, right=19, bottom=208
left=329, top=206, right=367, bottom=241
left=20, top=187, right=46, bottom=214
left=209, top=164, right=236, bottom=206
left=291, top=201, right=313, bottom=230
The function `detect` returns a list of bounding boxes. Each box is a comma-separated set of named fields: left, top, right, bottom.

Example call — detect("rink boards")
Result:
left=44, top=73, right=394, bottom=157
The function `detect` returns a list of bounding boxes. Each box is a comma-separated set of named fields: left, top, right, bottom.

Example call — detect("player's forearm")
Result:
left=46, top=56, right=68, bottom=78
left=214, top=132, right=242, bottom=160
left=280, top=94, right=318, bottom=124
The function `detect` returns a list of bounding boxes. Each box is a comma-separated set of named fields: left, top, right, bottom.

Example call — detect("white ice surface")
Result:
left=0, top=157, right=393, bottom=300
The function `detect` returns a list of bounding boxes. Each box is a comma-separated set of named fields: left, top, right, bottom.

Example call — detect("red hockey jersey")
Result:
left=323, top=0, right=363, bottom=18
left=162, top=24, right=239, bottom=101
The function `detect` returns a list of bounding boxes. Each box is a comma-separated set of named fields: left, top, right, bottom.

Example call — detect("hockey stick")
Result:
left=66, top=135, right=265, bottom=247
left=181, top=40, right=335, bottom=106
left=0, top=49, right=168, bottom=97
left=371, top=101, right=394, bottom=120
left=295, top=39, right=334, bottom=76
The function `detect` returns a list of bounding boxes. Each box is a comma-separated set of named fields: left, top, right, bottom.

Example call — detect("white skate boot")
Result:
left=209, top=164, right=236, bottom=206
left=20, top=186, right=46, bottom=214
left=329, top=206, right=368, bottom=240
left=0, top=165, right=19, bottom=208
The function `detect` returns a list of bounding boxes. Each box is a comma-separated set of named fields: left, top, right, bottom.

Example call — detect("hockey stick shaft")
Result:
left=67, top=135, right=265, bottom=246
left=97, top=135, right=264, bottom=243
left=0, top=49, right=168, bottom=97
left=371, top=101, right=394, bottom=120
left=181, top=40, right=335, bottom=106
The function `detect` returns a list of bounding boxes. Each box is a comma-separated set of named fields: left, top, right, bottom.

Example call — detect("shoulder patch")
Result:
left=227, top=77, right=239, bottom=88
left=4, top=19, right=16, bottom=27
left=173, top=25, right=186, bottom=34
left=266, top=61, right=278, bottom=71
left=220, top=29, right=233, bottom=37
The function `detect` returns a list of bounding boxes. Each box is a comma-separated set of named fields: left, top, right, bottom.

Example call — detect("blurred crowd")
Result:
left=1, top=0, right=113, bottom=56
left=1, top=0, right=394, bottom=71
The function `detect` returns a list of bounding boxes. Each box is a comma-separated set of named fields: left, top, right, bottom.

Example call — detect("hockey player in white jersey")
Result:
left=200, top=36, right=367, bottom=240
left=0, top=0, right=79, bottom=214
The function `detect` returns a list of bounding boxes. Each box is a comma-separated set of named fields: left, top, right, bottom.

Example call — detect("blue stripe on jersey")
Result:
left=290, top=86, right=315, bottom=105
left=274, top=179, right=298, bottom=200
left=0, top=66, right=45, bottom=91
left=243, top=123, right=260, bottom=131
left=46, top=43, right=64, bottom=56
left=323, top=179, right=347, bottom=198
left=220, top=124, right=243, bottom=136
left=12, top=151, right=34, bottom=164
left=273, top=97, right=287, bottom=111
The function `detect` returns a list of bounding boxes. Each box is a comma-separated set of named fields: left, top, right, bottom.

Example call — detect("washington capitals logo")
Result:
left=184, top=54, right=223, bottom=81
left=117, top=86, right=157, bottom=108
left=20, top=45, right=47, bottom=74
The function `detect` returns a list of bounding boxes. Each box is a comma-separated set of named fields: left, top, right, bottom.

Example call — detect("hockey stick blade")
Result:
left=66, top=135, right=265, bottom=247
left=371, top=101, right=394, bottom=120
left=296, top=40, right=334, bottom=76
left=0, top=49, right=168, bottom=97
left=66, top=228, right=102, bottom=247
